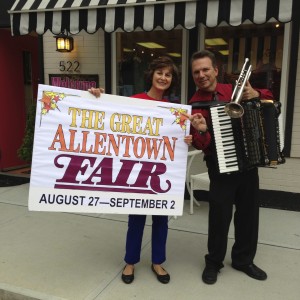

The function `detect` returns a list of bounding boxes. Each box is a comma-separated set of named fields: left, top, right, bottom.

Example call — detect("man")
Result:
left=188, top=50, right=273, bottom=284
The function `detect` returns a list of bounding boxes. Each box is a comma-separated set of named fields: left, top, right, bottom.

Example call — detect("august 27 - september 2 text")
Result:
left=39, top=194, right=175, bottom=209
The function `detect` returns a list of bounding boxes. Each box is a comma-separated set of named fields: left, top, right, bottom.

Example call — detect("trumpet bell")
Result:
left=224, top=102, right=244, bottom=118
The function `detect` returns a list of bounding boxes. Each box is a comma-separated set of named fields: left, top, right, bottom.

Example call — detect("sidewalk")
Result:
left=0, top=183, right=299, bottom=300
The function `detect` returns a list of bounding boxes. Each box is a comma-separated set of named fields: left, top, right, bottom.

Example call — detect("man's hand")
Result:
left=182, top=112, right=207, bottom=132
left=242, top=81, right=260, bottom=100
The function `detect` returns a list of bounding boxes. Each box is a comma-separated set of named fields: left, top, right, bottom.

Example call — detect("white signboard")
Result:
left=29, top=84, right=191, bottom=215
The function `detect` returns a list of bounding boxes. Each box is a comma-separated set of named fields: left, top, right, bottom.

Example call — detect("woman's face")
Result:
left=151, top=67, right=173, bottom=91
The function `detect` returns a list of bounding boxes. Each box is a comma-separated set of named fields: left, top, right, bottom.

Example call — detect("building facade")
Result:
left=5, top=0, right=300, bottom=196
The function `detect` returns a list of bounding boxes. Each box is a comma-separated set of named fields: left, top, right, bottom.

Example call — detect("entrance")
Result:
left=0, top=29, right=39, bottom=171
left=115, top=29, right=183, bottom=103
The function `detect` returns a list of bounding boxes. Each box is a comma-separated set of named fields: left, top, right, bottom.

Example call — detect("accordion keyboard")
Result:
left=210, top=105, right=239, bottom=173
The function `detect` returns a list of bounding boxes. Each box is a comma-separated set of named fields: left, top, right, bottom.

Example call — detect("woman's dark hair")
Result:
left=190, top=50, right=217, bottom=68
left=145, top=56, right=179, bottom=95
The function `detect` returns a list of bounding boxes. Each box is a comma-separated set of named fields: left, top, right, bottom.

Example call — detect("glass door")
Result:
left=114, top=29, right=184, bottom=103
left=202, top=22, right=285, bottom=101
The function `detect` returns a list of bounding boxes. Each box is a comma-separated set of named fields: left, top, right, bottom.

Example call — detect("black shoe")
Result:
left=232, top=263, right=267, bottom=280
left=121, top=265, right=134, bottom=284
left=151, top=264, right=170, bottom=284
left=202, top=265, right=219, bottom=284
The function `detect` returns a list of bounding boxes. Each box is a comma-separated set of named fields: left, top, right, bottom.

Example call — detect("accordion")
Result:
left=210, top=99, right=285, bottom=174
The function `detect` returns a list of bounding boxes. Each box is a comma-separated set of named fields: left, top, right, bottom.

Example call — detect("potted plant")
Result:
left=17, top=104, right=36, bottom=163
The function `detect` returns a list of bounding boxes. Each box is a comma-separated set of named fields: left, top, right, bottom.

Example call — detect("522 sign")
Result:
left=59, top=61, right=80, bottom=72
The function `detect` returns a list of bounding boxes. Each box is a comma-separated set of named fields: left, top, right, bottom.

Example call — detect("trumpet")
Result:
left=224, top=58, right=252, bottom=118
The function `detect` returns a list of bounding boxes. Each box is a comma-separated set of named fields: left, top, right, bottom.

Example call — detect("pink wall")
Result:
left=0, top=29, right=39, bottom=170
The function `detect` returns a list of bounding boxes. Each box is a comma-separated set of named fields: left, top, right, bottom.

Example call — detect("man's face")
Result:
left=191, top=57, right=218, bottom=92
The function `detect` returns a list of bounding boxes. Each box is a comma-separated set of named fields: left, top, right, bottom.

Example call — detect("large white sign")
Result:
left=29, top=84, right=191, bottom=215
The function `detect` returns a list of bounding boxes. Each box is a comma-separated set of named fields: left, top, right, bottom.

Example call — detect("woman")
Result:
left=90, top=56, right=192, bottom=284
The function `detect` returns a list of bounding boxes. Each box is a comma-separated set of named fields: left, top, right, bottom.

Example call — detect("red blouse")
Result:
left=131, top=92, right=169, bottom=102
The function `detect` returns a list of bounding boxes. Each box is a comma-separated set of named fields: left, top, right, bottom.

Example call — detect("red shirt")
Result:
left=131, top=92, right=169, bottom=102
left=189, top=83, right=274, bottom=155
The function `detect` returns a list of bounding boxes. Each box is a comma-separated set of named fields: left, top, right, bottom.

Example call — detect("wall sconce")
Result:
left=55, top=33, right=74, bottom=52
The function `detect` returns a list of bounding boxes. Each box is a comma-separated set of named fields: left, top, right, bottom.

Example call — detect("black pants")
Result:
left=205, top=156, right=260, bottom=269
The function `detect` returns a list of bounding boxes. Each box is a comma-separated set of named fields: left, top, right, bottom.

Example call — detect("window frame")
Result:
left=198, top=21, right=292, bottom=137
left=111, top=27, right=189, bottom=104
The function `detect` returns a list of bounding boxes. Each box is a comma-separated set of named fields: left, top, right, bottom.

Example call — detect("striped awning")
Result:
left=9, top=0, right=296, bottom=36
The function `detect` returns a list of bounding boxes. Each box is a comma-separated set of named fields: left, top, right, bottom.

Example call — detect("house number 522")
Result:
left=59, top=61, right=80, bottom=72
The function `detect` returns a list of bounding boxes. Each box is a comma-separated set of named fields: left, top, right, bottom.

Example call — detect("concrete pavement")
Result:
left=0, top=183, right=299, bottom=300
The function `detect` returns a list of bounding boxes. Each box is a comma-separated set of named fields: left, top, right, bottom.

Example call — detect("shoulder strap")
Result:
left=191, top=100, right=225, bottom=109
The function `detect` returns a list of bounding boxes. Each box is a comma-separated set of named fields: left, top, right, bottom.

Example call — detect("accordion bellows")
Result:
left=210, top=99, right=285, bottom=174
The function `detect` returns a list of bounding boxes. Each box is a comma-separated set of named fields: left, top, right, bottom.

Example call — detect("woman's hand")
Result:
left=184, top=135, right=192, bottom=146
left=88, top=87, right=105, bottom=98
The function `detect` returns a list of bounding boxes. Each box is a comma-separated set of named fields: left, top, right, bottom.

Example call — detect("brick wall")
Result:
left=43, top=31, right=105, bottom=88
left=259, top=158, right=300, bottom=193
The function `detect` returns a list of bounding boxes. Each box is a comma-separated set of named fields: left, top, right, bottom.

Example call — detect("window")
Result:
left=115, top=29, right=183, bottom=103
left=203, top=22, right=284, bottom=101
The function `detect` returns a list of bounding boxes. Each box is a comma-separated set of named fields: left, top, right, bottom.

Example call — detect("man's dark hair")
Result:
left=190, top=50, right=217, bottom=68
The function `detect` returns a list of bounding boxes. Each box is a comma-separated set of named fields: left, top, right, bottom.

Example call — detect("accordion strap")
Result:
left=191, top=100, right=226, bottom=109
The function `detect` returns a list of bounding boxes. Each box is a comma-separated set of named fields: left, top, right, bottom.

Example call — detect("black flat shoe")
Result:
left=232, top=263, right=267, bottom=280
left=121, top=265, right=134, bottom=284
left=151, top=264, right=170, bottom=284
